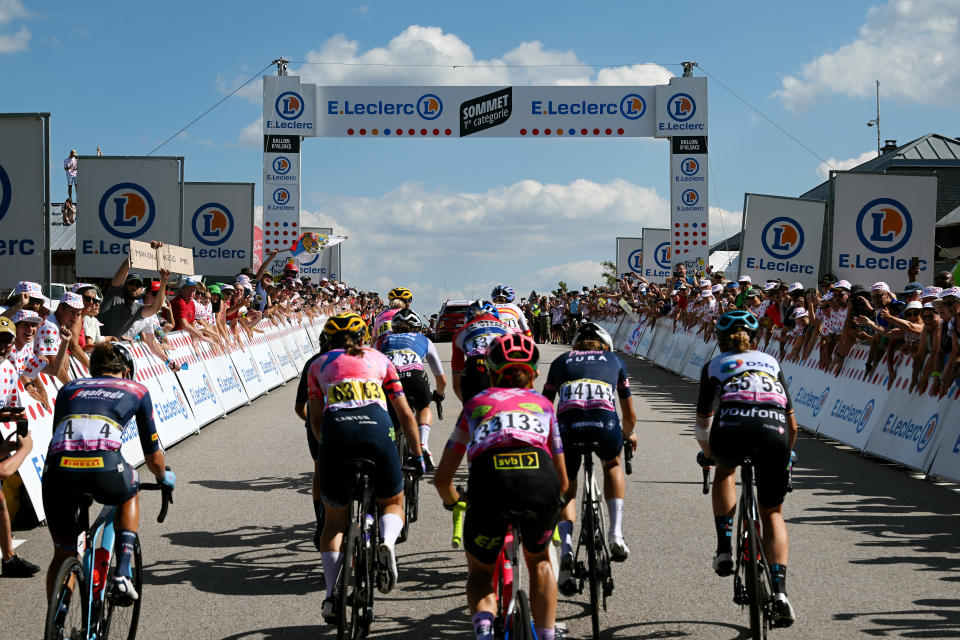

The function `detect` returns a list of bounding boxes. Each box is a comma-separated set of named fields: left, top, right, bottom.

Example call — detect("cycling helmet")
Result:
left=323, top=312, right=368, bottom=347
left=491, top=284, right=516, bottom=303
left=388, top=287, right=413, bottom=303
left=466, top=299, right=500, bottom=321
left=572, top=321, right=614, bottom=350
left=485, top=333, right=539, bottom=377
left=392, top=308, right=422, bottom=332
left=715, top=310, right=759, bottom=336
left=90, top=343, right=136, bottom=379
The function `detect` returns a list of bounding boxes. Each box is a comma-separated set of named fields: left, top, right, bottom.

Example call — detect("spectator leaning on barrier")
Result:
left=63, top=149, right=78, bottom=200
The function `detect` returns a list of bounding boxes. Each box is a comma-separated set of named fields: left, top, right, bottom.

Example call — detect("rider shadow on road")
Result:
left=833, top=597, right=960, bottom=638
left=589, top=619, right=754, bottom=639
left=190, top=472, right=314, bottom=497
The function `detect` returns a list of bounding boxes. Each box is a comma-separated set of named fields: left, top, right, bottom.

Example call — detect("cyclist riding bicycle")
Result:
left=491, top=284, right=532, bottom=336
left=452, top=300, right=512, bottom=404
left=307, top=312, right=423, bottom=623
left=434, top=333, right=569, bottom=640
left=695, top=310, right=798, bottom=627
left=377, top=308, right=447, bottom=469
left=542, top=322, right=637, bottom=590
left=372, top=286, right=413, bottom=346
left=42, top=343, right=176, bottom=605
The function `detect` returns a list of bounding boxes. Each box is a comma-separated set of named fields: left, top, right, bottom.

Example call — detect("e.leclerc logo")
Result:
left=191, top=203, right=243, bottom=260
left=668, top=93, right=696, bottom=121
left=529, top=93, right=647, bottom=119
left=654, top=242, right=671, bottom=269
left=97, top=183, right=156, bottom=239
left=275, top=91, right=305, bottom=120
left=619, top=94, right=646, bottom=119
left=681, top=158, right=699, bottom=176
left=272, top=156, right=291, bottom=175
left=829, top=397, right=875, bottom=433
left=681, top=189, right=699, bottom=206
left=627, top=248, right=643, bottom=274
left=0, top=162, right=11, bottom=222
left=762, top=217, right=805, bottom=260
left=326, top=94, right=443, bottom=120
left=273, top=188, right=290, bottom=206
left=880, top=411, right=938, bottom=452
left=417, top=94, right=442, bottom=120
left=838, top=197, right=922, bottom=273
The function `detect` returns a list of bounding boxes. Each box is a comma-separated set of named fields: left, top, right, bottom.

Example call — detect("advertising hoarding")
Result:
left=669, top=136, right=709, bottom=274
left=0, top=115, right=46, bottom=288
left=832, top=173, right=937, bottom=290
left=75, top=157, right=182, bottom=278
left=263, top=75, right=316, bottom=136
left=616, top=237, right=643, bottom=277
left=641, top=228, right=671, bottom=280
left=655, top=76, right=708, bottom=138
left=182, top=182, right=254, bottom=275
left=739, top=193, right=826, bottom=287
left=262, top=135, right=301, bottom=253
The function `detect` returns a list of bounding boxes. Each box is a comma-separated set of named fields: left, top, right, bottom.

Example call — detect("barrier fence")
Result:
left=594, top=314, right=960, bottom=486
left=0, top=316, right=328, bottom=522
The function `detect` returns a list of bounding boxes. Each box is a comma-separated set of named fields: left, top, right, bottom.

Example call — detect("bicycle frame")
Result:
left=733, top=460, right=774, bottom=639
left=335, top=461, right=381, bottom=640
left=72, top=502, right=120, bottom=636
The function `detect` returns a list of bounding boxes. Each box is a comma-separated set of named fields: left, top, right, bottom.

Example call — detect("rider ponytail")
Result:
left=723, top=330, right=753, bottom=353
left=491, top=366, right=536, bottom=389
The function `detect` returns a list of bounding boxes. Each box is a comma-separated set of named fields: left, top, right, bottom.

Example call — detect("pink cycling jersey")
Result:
left=307, top=347, right=404, bottom=413
left=446, top=387, right=563, bottom=462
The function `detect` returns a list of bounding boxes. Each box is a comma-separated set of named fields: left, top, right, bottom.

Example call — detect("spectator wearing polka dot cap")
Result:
left=2, top=281, right=45, bottom=318
left=33, top=293, right=80, bottom=382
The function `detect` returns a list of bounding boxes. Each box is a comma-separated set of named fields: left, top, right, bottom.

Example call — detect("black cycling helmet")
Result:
left=90, top=342, right=136, bottom=379
left=392, top=308, right=422, bottom=332
left=715, top=310, right=759, bottom=336
left=323, top=312, right=368, bottom=347
left=572, top=321, right=613, bottom=350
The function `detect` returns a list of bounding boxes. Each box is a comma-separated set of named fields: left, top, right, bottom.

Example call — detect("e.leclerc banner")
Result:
left=0, top=116, right=45, bottom=288
left=739, top=193, right=826, bottom=287
left=182, top=182, right=254, bottom=275
left=832, top=173, right=937, bottom=290
left=669, top=136, right=709, bottom=274
left=263, top=76, right=316, bottom=137
left=262, top=135, right=301, bottom=253
left=641, top=228, right=671, bottom=280
left=75, top=157, right=182, bottom=278
left=616, top=237, right=643, bottom=277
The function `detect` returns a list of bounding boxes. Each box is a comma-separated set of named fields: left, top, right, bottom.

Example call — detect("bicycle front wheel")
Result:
left=44, top=557, right=88, bottom=640
left=512, top=590, right=536, bottom=640
left=102, top=535, right=143, bottom=640
left=337, top=522, right=364, bottom=640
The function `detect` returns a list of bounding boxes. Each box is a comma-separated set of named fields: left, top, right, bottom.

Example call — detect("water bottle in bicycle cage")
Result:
left=91, top=547, right=111, bottom=596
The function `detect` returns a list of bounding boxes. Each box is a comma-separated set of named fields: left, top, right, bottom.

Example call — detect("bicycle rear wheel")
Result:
left=337, top=522, right=364, bottom=640
left=44, top=557, right=88, bottom=640
left=512, top=590, right=536, bottom=640
left=582, top=491, right=601, bottom=640
left=743, top=498, right=767, bottom=639
left=102, top=536, right=143, bottom=639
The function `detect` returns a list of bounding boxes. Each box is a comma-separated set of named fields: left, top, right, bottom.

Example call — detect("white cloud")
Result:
left=709, top=206, right=743, bottom=245
left=815, top=149, right=878, bottom=180
left=0, top=0, right=29, bottom=54
left=774, top=0, right=960, bottom=112
left=237, top=118, right=262, bottom=147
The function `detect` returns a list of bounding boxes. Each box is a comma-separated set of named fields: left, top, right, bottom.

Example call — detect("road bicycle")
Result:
left=395, top=429, right=419, bottom=544
left=44, top=475, right=173, bottom=640
left=451, top=490, right=537, bottom=639
left=561, top=443, right=632, bottom=640
left=698, top=452, right=795, bottom=640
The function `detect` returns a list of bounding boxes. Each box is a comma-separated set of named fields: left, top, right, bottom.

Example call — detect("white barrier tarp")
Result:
left=166, top=332, right=226, bottom=431
left=666, top=330, right=696, bottom=375
left=10, top=374, right=61, bottom=521
left=194, top=340, right=249, bottom=413
left=243, top=329, right=286, bottom=390
left=681, top=340, right=716, bottom=381
left=927, top=384, right=960, bottom=482
left=230, top=341, right=269, bottom=400
left=128, top=342, right=197, bottom=450
left=653, top=325, right=678, bottom=368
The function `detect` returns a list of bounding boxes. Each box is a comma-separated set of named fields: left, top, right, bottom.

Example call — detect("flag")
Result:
left=288, top=232, right=348, bottom=257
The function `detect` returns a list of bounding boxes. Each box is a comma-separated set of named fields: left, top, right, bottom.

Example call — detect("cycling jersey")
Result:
left=543, top=350, right=631, bottom=423
left=48, top=378, right=161, bottom=455
left=377, top=332, right=443, bottom=376
left=307, top=347, right=404, bottom=414
left=372, top=308, right=399, bottom=343
left=451, top=314, right=512, bottom=373
left=446, top=387, right=563, bottom=462
left=494, top=303, right=531, bottom=334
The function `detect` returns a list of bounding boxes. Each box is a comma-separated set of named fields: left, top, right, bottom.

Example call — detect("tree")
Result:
left=600, top=260, right=618, bottom=288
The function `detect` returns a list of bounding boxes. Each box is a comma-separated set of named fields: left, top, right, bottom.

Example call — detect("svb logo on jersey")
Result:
left=668, top=93, right=696, bottom=122
left=654, top=242, right=671, bottom=269
left=856, top=198, right=912, bottom=253
left=761, top=216, right=805, bottom=260
left=192, top=203, right=234, bottom=247
left=275, top=91, right=305, bottom=120
left=98, top=182, right=156, bottom=239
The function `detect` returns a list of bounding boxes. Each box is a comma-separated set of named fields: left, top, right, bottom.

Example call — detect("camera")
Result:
left=16, top=418, right=27, bottom=438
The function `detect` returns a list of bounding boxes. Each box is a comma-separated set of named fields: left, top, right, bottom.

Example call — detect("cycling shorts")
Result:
left=305, top=421, right=320, bottom=461
left=42, top=450, right=139, bottom=543
left=559, top=418, right=623, bottom=480
left=464, top=445, right=561, bottom=565
left=460, top=355, right=491, bottom=405
left=398, top=370, right=431, bottom=413
left=317, top=406, right=402, bottom=507
left=709, top=404, right=791, bottom=508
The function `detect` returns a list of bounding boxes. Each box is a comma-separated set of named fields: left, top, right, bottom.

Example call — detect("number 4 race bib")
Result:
left=557, top=379, right=616, bottom=413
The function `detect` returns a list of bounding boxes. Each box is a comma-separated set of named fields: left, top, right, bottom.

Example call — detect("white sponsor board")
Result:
left=616, top=237, right=643, bottom=277
left=832, top=173, right=937, bottom=290
left=263, top=76, right=316, bottom=136
left=126, top=342, right=196, bottom=449
left=928, top=387, right=960, bottom=482
left=739, top=194, right=826, bottom=287
left=263, top=135, right=301, bottom=252
left=182, top=182, right=254, bottom=275
left=229, top=342, right=269, bottom=400
left=669, top=136, right=708, bottom=273
left=0, top=116, right=46, bottom=288
left=194, top=340, right=249, bottom=413
left=641, top=229, right=671, bottom=281
left=165, top=332, right=226, bottom=430
left=655, top=76, right=708, bottom=138
left=75, top=157, right=182, bottom=277
left=314, top=86, right=658, bottom=138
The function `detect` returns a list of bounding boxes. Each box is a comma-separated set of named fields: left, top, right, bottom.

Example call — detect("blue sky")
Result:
left=2, top=0, right=958, bottom=312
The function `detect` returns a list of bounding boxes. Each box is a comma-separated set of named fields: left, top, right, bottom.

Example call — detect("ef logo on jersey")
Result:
left=0, top=162, right=11, bottom=222
left=761, top=216, right=805, bottom=260
left=191, top=202, right=234, bottom=246
left=98, top=182, right=156, bottom=239
left=856, top=198, right=912, bottom=254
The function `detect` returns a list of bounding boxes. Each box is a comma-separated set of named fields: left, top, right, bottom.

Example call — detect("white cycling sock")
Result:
left=419, top=424, right=431, bottom=450
left=558, top=520, right=574, bottom=557
left=321, top=551, right=341, bottom=599
left=380, top=513, right=403, bottom=548
left=607, top=498, right=624, bottom=540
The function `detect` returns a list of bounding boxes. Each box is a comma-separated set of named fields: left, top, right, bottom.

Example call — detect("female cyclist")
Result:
left=541, top=321, right=637, bottom=594
left=695, top=310, right=798, bottom=628
left=307, top=312, right=423, bottom=623
left=434, top=333, right=569, bottom=640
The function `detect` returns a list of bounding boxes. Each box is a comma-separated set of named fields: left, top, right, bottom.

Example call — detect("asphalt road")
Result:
left=6, top=343, right=960, bottom=639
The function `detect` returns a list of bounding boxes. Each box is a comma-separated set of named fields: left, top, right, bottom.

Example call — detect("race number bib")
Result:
left=326, top=379, right=387, bottom=410
left=386, top=349, right=423, bottom=372
left=720, top=372, right=787, bottom=407
left=469, top=410, right=548, bottom=450
left=557, top=378, right=616, bottom=412
left=50, top=414, right=123, bottom=453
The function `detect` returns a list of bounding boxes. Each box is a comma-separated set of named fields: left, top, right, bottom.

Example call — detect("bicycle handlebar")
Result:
left=624, top=446, right=633, bottom=475
left=138, top=466, right=174, bottom=523
left=696, top=451, right=713, bottom=495
left=432, top=391, right=444, bottom=420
